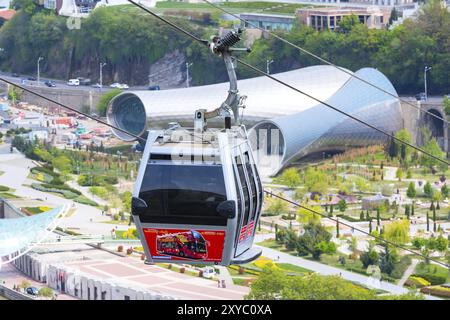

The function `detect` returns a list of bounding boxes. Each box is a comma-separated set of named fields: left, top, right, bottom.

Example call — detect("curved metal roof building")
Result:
left=0, top=205, right=67, bottom=267
left=249, top=67, right=403, bottom=175
left=107, top=65, right=402, bottom=176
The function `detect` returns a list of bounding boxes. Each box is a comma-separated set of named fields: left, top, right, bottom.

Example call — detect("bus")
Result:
left=156, top=230, right=207, bottom=260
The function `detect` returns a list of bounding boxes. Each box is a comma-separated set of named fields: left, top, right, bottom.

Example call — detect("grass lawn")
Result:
left=0, top=192, right=19, bottom=199
left=275, top=263, right=312, bottom=274
left=255, top=239, right=295, bottom=253
left=414, top=262, right=450, bottom=283
left=308, top=254, right=368, bottom=276
left=100, top=219, right=131, bottom=225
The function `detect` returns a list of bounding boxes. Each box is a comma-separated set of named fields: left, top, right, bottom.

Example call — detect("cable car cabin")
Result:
left=132, top=126, right=263, bottom=266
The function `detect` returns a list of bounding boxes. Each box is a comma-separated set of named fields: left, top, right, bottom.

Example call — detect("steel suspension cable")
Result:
left=128, top=0, right=450, bottom=168
left=0, top=77, right=146, bottom=143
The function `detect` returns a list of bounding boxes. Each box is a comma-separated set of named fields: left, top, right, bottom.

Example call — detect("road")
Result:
left=0, top=70, right=148, bottom=93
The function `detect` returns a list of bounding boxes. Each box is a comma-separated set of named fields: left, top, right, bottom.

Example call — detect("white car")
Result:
left=110, top=82, right=121, bottom=88
left=67, top=79, right=80, bottom=86
left=118, top=83, right=129, bottom=89
left=202, top=267, right=216, bottom=279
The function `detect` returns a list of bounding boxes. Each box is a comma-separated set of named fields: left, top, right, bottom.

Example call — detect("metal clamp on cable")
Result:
left=210, top=29, right=251, bottom=55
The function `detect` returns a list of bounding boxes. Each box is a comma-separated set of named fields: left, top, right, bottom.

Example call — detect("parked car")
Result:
left=202, top=267, right=216, bottom=279
left=27, top=76, right=37, bottom=81
left=415, top=92, right=426, bottom=101
left=26, top=287, right=39, bottom=296
left=44, top=80, right=56, bottom=87
left=110, top=82, right=121, bottom=88
left=67, top=79, right=80, bottom=86
left=148, top=85, right=160, bottom=91
left=11, top=72, right=20, bottom=77
left=77, top=77, right=91, bottom=86
left=91, top=83, right=101, bottom=88
left=118, top=83, right=129, bottom=89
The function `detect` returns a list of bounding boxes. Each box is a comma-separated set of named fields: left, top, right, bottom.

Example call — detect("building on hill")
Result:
left=239, top=13, right=296, bottom=32
left=296, top=6, right=391, bottom=31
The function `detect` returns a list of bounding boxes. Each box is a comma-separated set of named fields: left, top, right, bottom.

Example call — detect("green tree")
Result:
left=304, top=167, right=329, bottom=195
left=421, top=138, right=445, bottom=169
left=423, top=181, right=434, bottom=198
left=265, top=196, right=289, bottom=215
left=396, top=168, right=404, bottom=181
left=435, top=234, right=449, bottom=252
left=96, top=88, right=122, bottom=116
left=384, top=219, right=410, bottom=245
left=360, top=241, right=379, bottom=268
left=281, top=168, right=301, bottom=188
left=297, top=204, right=321, bottom=224
left=394, top=129, right=412, bottom=163
left=444, top=96, right=450, bottom=116
left=406, top=182, right=416, bottom=198
left=246, top=267, right=423, bottom=300
left=405, top=204, right=410, bottom=219
left=379, top=245, right=398, bottom=275
left=338, top=14, right=360, bottom=33
left=296, top=222, right=332, bottom=260
left=38, top=287, right=53, bottom=298
left=376, top=208, right=381, bottom=227
left=52, top=155, right=72, bottom=174
left=412, top=237, right=427, bottom=250
left=7, top=86, right=22, bottom=104
left=441, top=184, right=449, bottom=198
left=337, top=199, right=347, bottom=212
left=389, top=7, right=399, bottom=25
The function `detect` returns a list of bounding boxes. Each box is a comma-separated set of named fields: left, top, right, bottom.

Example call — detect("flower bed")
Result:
left=420, top=285, right=450, bottom=298
left=405, top=276, right=431, bottom=288
left=31, top=183, right=79, bottom=199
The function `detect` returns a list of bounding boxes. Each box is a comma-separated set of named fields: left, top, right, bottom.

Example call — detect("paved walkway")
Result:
left=398, top=259, right=419, bottom=287
left=0, top=146, right=129, bottom=236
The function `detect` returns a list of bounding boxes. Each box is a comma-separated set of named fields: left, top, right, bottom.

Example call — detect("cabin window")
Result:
left=139, top=163, right=227, bottom=226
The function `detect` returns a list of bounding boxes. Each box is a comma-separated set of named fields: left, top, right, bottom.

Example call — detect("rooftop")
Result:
left=0, top=9, right=16, bottom=21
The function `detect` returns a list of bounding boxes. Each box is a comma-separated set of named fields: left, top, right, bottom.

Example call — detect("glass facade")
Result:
left=251, top=67, right=402, bottom=175
left=0, top=206, right=64, bottom=262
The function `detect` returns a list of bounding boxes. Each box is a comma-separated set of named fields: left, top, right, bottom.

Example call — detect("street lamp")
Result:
left=266, top=59, right=274, bottom=75
left=37, top=56, right=44, bottom=86
left=186, top=62, right=193, bottom=88
left=424, top=66, right=432, bottom=101
left=99, top=62, right=107, bottom=91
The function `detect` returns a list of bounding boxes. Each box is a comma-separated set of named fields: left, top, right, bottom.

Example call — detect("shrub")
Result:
left=0, top=185, right=9, bottom=192
left=141, top=254, right=145, bottom=261
left=31, top=183, right=79, bottom=199
left=74, top=195, right=98, bottom=206
left=117, top=245, right=123, bottom=252
left=412, top=273, right=447, bottom=285
left=40, top=183, right=81, bottom=195
left=126, top=248, right=133, bottom=255
left=38, top=287, right=53, bottom=298
left=103, top=176, right=118, bottom=185
left=405, top=276, right=431, bottom=288
left=180, top=267, right=186, bottom=274
left=420, top=286, right=450, bottom=298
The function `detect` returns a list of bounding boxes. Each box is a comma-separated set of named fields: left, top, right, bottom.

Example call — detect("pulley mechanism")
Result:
left=194, top=29, right=251, bottom=133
